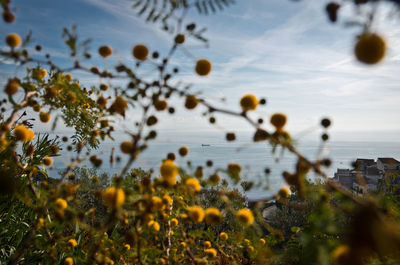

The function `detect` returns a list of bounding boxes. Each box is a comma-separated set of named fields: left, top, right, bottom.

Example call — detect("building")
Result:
left=333, top=169, right=354, bottom=189
left=332, top=157, right=399, bottom=193
left=377, top=158, right=400, bottom=171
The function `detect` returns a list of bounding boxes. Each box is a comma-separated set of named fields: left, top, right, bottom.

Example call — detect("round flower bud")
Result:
left=4, top=78, right=19, bottom=95
left=175, top=34, right=185, bottom=44
left=3, top=11, right=15, bottom=23
left=65, top=74, right=73, bottom=82
left=178, top=146, right=189, bottom=156
left=64, top=257, right=74, bottom=265
left=39, top=112, right=50, bottom=123
left=203, top=241, right=211, bottom=248
left=67, top=239, right=77, bottom=248
left=133, top=44, right=149, bottom=61
left=147, top=220, right=160, bottom=231
left=278, top=186, right=291, bottom=199
left=33, top=68, right=47, bottom=80
left=355, top=32, right=386, bottom=65
left=6, top=33, right=21, bottom=48
left=195, top=59, right=212, bottom=76
left=219, top=232, right=228, bottom=241
left=240, top=94, right=258, bottom=112
left=185, top=95, right=198, bottom=110
left=43, top=156, right=53, bottom=166
left=205, top=248, right=217, bottom=258
left=270, top=113, right=287, bottom=130
left=170, top=218, right=178, bottom=227
left=227, top=163, right=241, bottom=175
left=55, top=198, right=68, bottom=210
left=98, top=45, right=112, bottom=58
left=154, top=99, right=168, bottom=111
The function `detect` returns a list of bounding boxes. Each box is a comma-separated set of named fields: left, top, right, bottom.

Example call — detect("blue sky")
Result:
left=1, top=0, right=400, bottom=141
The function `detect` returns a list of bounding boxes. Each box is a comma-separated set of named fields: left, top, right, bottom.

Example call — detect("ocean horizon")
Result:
left=46, top=130, right=400, bottom=200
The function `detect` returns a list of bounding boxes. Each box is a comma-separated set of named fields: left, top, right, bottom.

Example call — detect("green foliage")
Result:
left=0, top=0, right=399, bottom=264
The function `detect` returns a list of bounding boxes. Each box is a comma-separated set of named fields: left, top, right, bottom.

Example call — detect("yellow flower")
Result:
left=147, top=220, right=160, bottom=231
left=39, top=112, right=50, bottom=123
left=6, top=33, right=21, bottom=48
left=65, top=74, right=72, bottom=82
left=185, top=178, right=201, bottom=192
left=98, top=45, right=112, bottom=58
left=133, top=44, right=149, bottom=61
left=104, top=257, right=114, bottom=265
left=278, top=186, right=291, bottom=199
left=196, top=258, right=208, bottom=265
left=102, top=186, right=125, bottom=208
left=109, top=96, right=128, bottom=116
left=67, top=239, right=77, bottom=248
left=14, top=125, right=34, bottom=142
left=195, top=59, right=212, bottom=76
left=259, top=238, right=266, bottom=245
left=124, top=244, right=131, bottom=250
left=180, top=242, right=186, bottom=248
left=120, top=141, right=134, bottom=154
left=236, top=208, right=254, bottom=227
left=42, top=156, right=53, bottom=166
left=227, top=163, right=241, bottom=175
left=208, top=174, right=221, bottom=185
left=4, top=78, right=19, bottom=95
left=178, top=146, right=189, bottom=156
left=187, top=206, right=205, bottom=223
left=331, top=245, right=351, bottom=265
left=160, top=160, right=178, bottom=186
left=175, top=34, right=185, bottom=44
left=55, top=198, right=68, bottom=210
left=170, top=218, right=178, bottom=227
left=203, top=241, right=211, bottom=248
left=184, top=95, right=198, bottom=110
left=162, top=195, right=173, bottom=207
left=270, top=113, right=287, bottom=131
left=219, top=232, right=228, bottom=241
left=97, top=96, right=107, bottom=108
left=204, top=207, right=222, bottom=225
left=33, top=68, right=47, bottom=80
left=204, top=248, right=217, bottom=258
left=151, top=196, right=165, bottom=211
left=64, top=257, right=74, bottom=265
left=154, top=99, right=168, bottom=111
left=240, top=94, right=258, bottom=112
left=355, top=32, right=386, bottom=65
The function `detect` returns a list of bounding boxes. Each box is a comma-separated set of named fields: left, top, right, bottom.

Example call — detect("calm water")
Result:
left=49, top=131, right=400, bottom=200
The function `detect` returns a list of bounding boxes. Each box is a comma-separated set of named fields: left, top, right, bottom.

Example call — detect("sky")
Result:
left=1, top=0, right=400, bottom=142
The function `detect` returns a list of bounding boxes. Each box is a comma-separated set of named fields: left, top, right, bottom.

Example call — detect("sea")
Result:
left=48, top=130, right=400, bottom=200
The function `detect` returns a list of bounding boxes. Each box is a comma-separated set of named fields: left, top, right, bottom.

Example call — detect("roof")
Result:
left=356, top=158, right=375, bottom=163
left=377, top=158, right=400, bottom=165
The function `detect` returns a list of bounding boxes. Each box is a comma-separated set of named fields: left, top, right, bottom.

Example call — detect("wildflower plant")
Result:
left=0, top=0, right=399, bottom=265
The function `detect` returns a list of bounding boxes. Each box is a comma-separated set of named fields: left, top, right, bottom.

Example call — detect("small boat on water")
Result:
left=201, top=144, right=210, bottom=147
